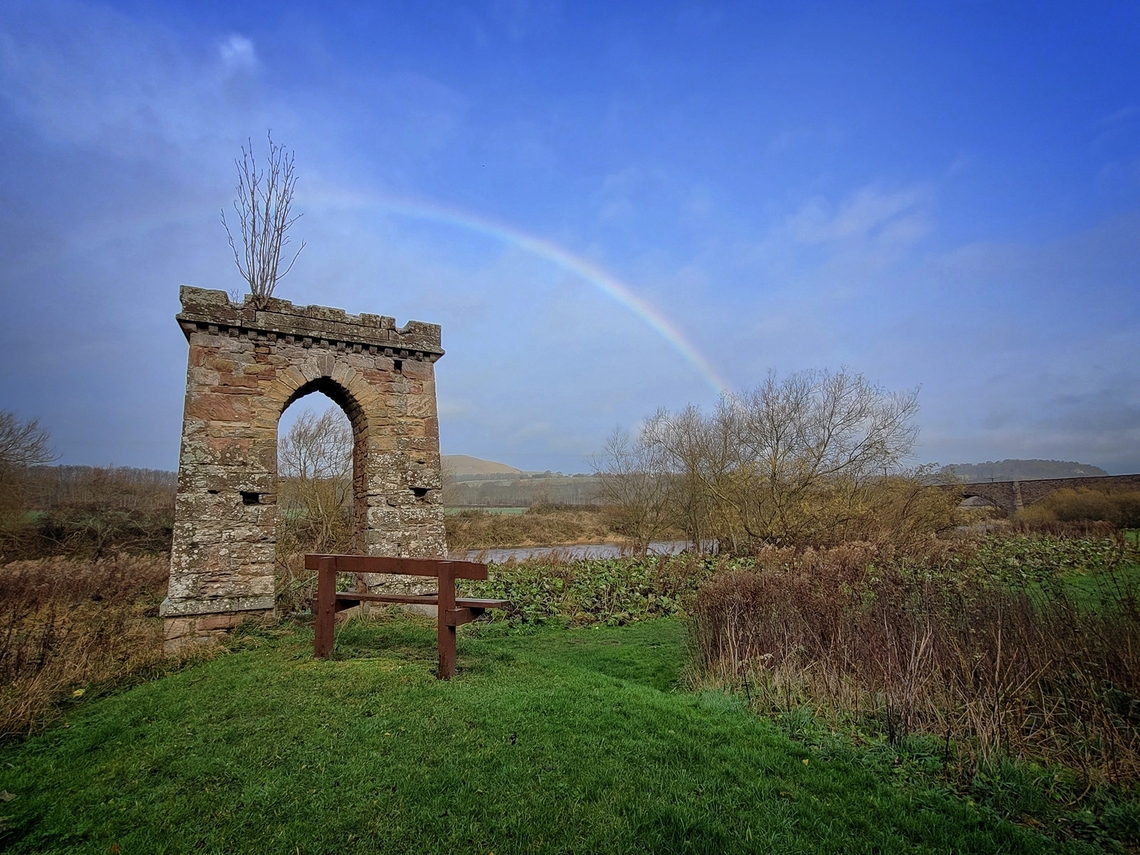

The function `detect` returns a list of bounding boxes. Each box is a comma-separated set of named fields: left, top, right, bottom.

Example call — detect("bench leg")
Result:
left=314, top=557, right=337, bottom=658
left=438, top=622, right=457, bottom=680
left=437, top=563, right=457, bottom=679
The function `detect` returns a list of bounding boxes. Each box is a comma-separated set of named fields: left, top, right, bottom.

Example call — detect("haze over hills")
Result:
left=442, top=455, right=599, bottom=507
left=938, top=460, right=1110, bottom=482
left=29, top=457, right=1114, bottom=485
left=442, top=455, right=524, bottom=478
left=444, top=456, right=1118, bottom=484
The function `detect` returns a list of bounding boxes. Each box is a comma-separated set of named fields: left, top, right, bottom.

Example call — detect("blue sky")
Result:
left=1, top=0, right=1138, bottom=474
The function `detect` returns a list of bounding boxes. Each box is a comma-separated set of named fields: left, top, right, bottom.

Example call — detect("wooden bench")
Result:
left=306, top=554, right=507, bottom=679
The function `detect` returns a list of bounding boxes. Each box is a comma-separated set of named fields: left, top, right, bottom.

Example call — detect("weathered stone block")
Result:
left=402, top=359, right=433, bottom=381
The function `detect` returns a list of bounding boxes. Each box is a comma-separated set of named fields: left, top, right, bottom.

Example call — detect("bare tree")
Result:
left=0, top=411, right=55, bottom=470
left=0, top=411, right=57, bottom=511
left=642, top=406, right=720, bottom=552
left=712, top=369, right=920, bottom=546
left=591, top=427, right=676, bottom=555
left=602, top=369, right=925, bottom=552
left=277, top=406, right=353, bottom=555
left=221, top=131, right=306, bottom=309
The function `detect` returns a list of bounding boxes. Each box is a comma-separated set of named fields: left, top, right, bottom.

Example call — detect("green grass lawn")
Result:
left=0, top=616, right=1096, bottom=854
left=1058, top=538, right=1138, bottom=611
left=1058, top=561, right=1140, bottom=610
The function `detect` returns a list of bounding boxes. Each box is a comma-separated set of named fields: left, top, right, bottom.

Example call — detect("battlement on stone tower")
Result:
left=177, top=286, right=444, bottom=360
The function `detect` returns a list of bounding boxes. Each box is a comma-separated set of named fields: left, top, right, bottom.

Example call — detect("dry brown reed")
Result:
left=688, top=537, right=1140, bottom=781
left=0, top=554, right=171, bottom=737
left=1015, top=488, right=1140, bottom=530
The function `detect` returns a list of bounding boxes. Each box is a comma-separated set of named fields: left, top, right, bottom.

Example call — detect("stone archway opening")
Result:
left=162, top=286, right=447, bottom=651
left=275, top=390, right=358, bottom=613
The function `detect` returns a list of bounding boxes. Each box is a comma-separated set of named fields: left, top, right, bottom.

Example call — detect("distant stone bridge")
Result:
left=937, top=474, right=1140, bottom=516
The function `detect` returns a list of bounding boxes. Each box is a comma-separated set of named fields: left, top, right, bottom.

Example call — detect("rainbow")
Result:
left=319, top=192, right=731, bottom=397
left=13, top=184, right=730, bottom=397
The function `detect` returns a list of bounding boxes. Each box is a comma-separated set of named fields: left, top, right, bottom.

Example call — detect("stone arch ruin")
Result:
left=161, top=286, right=447, bottom=651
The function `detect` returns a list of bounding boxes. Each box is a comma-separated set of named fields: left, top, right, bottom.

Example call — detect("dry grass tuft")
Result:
left=0, top=555, right=173, bottom=737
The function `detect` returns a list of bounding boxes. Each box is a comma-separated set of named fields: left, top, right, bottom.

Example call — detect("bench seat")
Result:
left=333, top=591, right=440, bottom=606
left=331, top=591, right=508, bottom=610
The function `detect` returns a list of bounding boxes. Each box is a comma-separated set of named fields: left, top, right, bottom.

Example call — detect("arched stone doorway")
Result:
left=279, top=378, right=369, bottom=554
left=161, top=286, right=446, bottom=651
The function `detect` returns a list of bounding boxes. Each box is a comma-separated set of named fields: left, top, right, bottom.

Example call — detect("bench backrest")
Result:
left=304, top=554, right=488, bottom=581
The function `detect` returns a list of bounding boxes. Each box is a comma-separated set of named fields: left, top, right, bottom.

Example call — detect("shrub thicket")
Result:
left=1017, top=487, right=1140, bottom=529
left=464, top=554, right=716, bottom=626
left=1, top=466, right=175, bottom=563
left=688, top=535, right=1140, bottom=781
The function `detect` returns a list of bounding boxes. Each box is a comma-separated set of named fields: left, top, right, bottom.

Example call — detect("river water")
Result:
left=461, top=540, right=714, bottom=563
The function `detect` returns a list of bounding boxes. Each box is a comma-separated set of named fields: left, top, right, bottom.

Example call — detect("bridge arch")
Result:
left=938, top=474, right=1140, bottom=518
left=957, top=492, right=1010, bottom=517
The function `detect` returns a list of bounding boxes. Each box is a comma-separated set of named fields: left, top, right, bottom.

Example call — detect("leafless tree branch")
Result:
left=221, top=131, right=306, bottom=309
left=593, top=369, right=941, bottom=552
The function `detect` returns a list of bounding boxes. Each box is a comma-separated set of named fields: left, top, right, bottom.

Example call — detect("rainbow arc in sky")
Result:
left=327, top=193, right=731, bottom=397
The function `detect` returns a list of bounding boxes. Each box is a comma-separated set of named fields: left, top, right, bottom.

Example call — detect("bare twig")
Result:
left=220, top=131, right=306, bottom=309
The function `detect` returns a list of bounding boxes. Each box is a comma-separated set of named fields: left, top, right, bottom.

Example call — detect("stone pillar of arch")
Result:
left=161, top=286, right=447, bottom=651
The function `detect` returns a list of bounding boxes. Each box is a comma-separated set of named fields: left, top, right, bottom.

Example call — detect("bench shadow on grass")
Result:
left=327, top=608, right=440, bottom=664
left=326, top=609, right=688, bottom=693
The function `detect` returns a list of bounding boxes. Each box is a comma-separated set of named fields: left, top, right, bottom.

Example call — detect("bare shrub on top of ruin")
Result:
left=221, top=131, right=306, bottom=309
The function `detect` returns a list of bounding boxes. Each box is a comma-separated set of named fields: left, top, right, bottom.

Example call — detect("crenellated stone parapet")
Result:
left=162, top=286, right=448, bottom=651
left=176, top=286, right=444, bottom=359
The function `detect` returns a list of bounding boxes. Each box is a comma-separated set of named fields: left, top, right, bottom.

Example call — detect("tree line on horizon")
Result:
left=938, top=459, right=1110, bottom=482
left=592, top=368, right=965, bottom=554
left=1, top=396, right=1132, bottom=564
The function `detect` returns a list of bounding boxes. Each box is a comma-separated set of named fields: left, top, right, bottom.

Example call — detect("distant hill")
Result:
left=442, top=455, right=522, bottom=478
left=938, top=459, right=1109, bottom=483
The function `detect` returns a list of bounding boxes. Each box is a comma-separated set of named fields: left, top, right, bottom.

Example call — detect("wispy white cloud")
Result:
left=597, top=167, right=643, bottom=222
left=1094, top=104, right=1138, bottom=132
left=682, top=185, right=713, bottom=219
left=0, top=2, right=270, bottom=162
left=485, top=118, right=557, bottom=171
left=1098, top=156, right=1140, bottom=193
left=786, top=184, right=932, bottom=246
left=674, top=4, right=725, bottom=33
left=766, top=128, right=811, bottom=157
left=1091, top=104, right=1140, bottom=193
left=218, top=34, right=257, bottom=72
